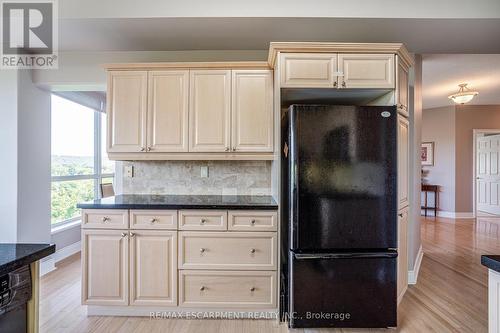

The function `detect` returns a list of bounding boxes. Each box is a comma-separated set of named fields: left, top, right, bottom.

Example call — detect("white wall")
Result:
left=0, top=71, right=19, bottom=243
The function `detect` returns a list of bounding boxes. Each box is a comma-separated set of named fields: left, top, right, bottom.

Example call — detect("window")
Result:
left=51, top=94, right=114, bottom=227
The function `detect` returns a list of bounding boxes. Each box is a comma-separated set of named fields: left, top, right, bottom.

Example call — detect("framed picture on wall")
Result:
left=421, top=142, right=435, bottom=166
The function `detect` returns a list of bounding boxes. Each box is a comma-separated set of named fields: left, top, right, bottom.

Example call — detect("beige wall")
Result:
left=422, top=106, right=456, bottom=212
left=455, top=105, right=500, bottom=212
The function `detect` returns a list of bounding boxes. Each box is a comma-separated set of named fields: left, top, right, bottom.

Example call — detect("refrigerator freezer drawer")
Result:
left=289, top=252, right=397, bottom=328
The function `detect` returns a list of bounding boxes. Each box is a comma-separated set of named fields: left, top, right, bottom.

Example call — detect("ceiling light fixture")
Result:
left=448, top=83, right=478, bottom=104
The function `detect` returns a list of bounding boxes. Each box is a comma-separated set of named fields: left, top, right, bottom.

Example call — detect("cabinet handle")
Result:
left=102, top=216, right=110, bottom=223
left=398, top=213, right=404, bottom=218
left=250, top=248, right=256, bottom=254
left=140, top=147, right=145, bottom=152
left=342, top=81, right=346, bottom=88
left=147, top=147, right=152, bottom=152
left=250, top=219, right=256, bottom=225
left=150, top=218, right=158, bottom=224
left=232, top=147, right=236, bottom=152
left=200, top=248, right=206, bottom=253
left=121, top=232, right=127, bottom=238
left=200, top=286, right=206, bottom=291
left=200, top=219, right=207, bottom=224
left=225, top=147, right=230, bottom=152
left=333, top=81, right=338, bottom=88
left=129, top=232, right=135, bottom=237
left=250, top=287, right=256, bottom=292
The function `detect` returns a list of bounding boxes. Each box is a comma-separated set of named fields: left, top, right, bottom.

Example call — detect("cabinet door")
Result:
left=397, top=63, right=409, bottom=112
left=280, top=53, right=337, bottom=88
left=398, top=115, right=410, bottom=210
left=338, top=54, right=395, bottom=88
left=147, top=71, right=189, bottom=152
left=397, top=208, right=408, bottom=303
left=189, top=70, right=231, bottom=152
left=82, top=229, right=128, bottom=305
left=231, top=70, right=274, bottom=152
left=129, top=230, right=177, bottom=306
left=107, top=71, right=148, bottom=152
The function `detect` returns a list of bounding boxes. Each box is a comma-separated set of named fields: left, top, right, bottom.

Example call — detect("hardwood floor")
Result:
left=39, top=216, right=497, bottom=332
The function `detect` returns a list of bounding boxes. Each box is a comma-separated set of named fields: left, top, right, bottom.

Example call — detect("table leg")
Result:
left=425, top=191, right=428, bottom=217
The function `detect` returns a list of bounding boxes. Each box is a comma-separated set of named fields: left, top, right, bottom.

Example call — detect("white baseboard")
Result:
left=421, top=210, right=475, bottom=219
left=40, top=241, right=81, bottom=277
left=408, top=245, right=423, bottom=284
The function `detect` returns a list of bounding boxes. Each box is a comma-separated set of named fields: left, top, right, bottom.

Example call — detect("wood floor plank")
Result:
left=39, top=217, right=492, bottom=332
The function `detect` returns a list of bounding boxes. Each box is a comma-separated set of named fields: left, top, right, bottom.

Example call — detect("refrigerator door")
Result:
left=289, top=105, right=397, bottom=251
left=288, top=250, right=397, bottom=328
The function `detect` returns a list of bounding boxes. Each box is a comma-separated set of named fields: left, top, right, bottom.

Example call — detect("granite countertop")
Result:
left=481, top=255, right=500, bottom=273
left=77, top=194, right=278, bottom=210
left=0, top=244, right=56, bottom=276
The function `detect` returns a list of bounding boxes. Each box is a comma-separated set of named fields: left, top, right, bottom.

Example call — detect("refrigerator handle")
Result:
left=294, top=252, right=398, bottom=260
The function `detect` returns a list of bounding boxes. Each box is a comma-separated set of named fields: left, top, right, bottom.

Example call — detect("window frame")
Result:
left=51, top=97, right=114, bottom=229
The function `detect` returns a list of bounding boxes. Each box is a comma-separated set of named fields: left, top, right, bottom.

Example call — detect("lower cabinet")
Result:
left=397, top=207, right=409, bottom=303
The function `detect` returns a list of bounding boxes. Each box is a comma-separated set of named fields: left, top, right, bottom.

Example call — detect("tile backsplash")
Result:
left=121, top=161, right=272, bottom=196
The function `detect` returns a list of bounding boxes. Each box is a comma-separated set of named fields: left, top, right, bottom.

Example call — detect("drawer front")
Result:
left=178, top=210, right=227, bottom=230
left=228, top=211, right=277, bottom=232
left=130, top=210, right=177, bottom=230
left=280, top=53, right=337, bottom=88
left=82, top=209, right=129, bottom=229
left=179, top=232, right=277, bottom=270
left=179, top=270, right=276, bottom=308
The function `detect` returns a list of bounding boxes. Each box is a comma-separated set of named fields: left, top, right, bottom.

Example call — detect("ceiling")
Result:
left=59, top=17, right=500, bottom=53
left=422, top=54, right=500, bottom=109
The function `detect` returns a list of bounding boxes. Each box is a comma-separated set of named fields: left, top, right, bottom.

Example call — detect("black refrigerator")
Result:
left=281, top=105, right=398, bottom=328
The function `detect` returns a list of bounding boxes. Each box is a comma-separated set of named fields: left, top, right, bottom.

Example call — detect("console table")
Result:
left=421, top=184, right=439, bottom=217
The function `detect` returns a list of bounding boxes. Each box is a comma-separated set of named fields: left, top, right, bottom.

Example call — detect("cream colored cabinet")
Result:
left=129, top=230, right=177, bottom=306
left=397, top=63, right=409, bottom=112
left=398, top=115, right=410, bottom=210
left=82, top=229, right=129, bottom=305
left=130, top=210, right=177, bottom=230
left=231, top=70, right=274, bottom=152
left=81, top=209, right=129, bottom=229
left=397, top=207, right=409, bottom=303
left=107, top=71, right=148, bottom=153
left=147, top=71, right=189, bottom=152
left=338, top=54, right=395, bottom=88
left=280, top=53, right=337, bottom=88
left=189, top=70, right=231, bottom=152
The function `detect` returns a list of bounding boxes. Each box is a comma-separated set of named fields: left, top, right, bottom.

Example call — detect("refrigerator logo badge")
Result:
left=381, top=111, right=391, bottom=118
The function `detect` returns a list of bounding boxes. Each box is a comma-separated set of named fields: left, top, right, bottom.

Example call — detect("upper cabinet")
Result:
left=280, top=53, right=337, bottom=88
left=106, top=64, right=274, bottom=160
left=232, top=70, right=274, bottom=152
left=338, top=54, right=395, bottom=89
left=280, top=53, right=395, bottom=89
left=147, top=71, right=189, bottom=152
left=189, top=70, right=231, bottom=152
left=107, top=71, right=148, bottom=153
left=397, top=62, right=409, bottom=113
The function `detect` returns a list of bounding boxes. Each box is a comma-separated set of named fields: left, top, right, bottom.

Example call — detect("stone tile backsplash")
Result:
left=121, top=161, right=272, bottom=196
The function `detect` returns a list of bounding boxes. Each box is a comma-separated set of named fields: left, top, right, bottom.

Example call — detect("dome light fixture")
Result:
left=448, top=83, right=478, bottom=104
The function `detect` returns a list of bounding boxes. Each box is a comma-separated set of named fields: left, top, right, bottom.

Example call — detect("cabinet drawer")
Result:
left=178, top=210, right=227, bottom=230
left=82, top=209, right=129, bottom=229
left=179, top=232, right=277, bottom=270
left=179, top=270, right=276, bottom=308
left=130, top=210, right=177, bottom=230
left=280, top=53, right=337, bottom=88
left=228, top=211, right=277, bottom=231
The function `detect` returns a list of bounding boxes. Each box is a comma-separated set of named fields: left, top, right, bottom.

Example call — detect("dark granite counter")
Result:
left=481, top=255, right=500, bottom=273
left=0, top=244, right=55, bottom=276
left=77, top=194, right=278, bottom=210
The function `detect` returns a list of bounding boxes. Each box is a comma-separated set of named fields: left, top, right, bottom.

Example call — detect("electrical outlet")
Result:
left=125, top=165, right=134, bottom=178
left=200, top=166, right=209, bottom=178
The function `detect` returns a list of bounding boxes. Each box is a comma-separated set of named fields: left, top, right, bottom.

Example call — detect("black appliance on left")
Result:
left=0, top=265, right=32, bottom=333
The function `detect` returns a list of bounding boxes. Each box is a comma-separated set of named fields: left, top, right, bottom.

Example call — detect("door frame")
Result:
left=472, top=129, right=500, bottom=218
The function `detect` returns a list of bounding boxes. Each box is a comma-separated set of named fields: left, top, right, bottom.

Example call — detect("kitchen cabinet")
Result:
left=147, top=71, right=189, bottom=152
left=189, top=70, right=231, bottom=152
left=397, top=63, right=409, bottom=113
left=398, top=115, right=410, bottom=210
left=82, top=229, right=129, bottom=305
left=231, top=70, right=274, bottom=152
left=129, top=230, right=177, bottom=306
left=338, top=54, right=395, bottom=88
left=107, top=71, right=148, bottom=153
left=280, top=53, right=337, bottom=88
left=397, top=207, right=409, bottom=303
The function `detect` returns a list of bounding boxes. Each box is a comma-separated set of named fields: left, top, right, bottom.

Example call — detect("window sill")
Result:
left=51, top=220, right=81, bottom=235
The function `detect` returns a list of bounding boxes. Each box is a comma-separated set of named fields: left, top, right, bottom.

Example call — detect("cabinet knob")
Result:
left=232, top=147, right=236, bottom=152
left=140, top=147, right=145, bottom=152
left=121, top=232, right=127, bottom=238
left=225, top=147, right=230, bottom=152
left=150, top=218, right=158, bottom=224
left=398, top=213, right=404, bottom=218
left=250, top=219, right=256, bottom=225
left=200, top=219, right=207, bottom=224
left=102, top=216, right=110, bottom=223
left=333, top=81, right=338, bottom=88
left=250, top=287, right=256, bottom=292
left=200, top=286, right=206, bottom=291
left=250, top=248, right=256, bottom=254
left=200, top=248, right=206, bottom=253
left=342, top=81, right=346, bottom=88
left=129, top=232, right=135, bottom=237
left=147, top=147, right=152, bottom=152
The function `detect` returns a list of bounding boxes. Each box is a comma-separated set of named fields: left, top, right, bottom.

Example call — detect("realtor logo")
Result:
left=1, top=0, right=58, bottom=69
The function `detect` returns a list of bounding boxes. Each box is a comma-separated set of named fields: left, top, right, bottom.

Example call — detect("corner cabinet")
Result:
left=105, top=64, right=274, bottom=160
